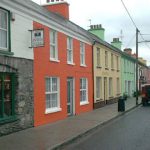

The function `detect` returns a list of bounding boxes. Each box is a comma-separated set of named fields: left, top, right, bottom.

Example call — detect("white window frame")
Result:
left=50, top=29, right=59, bottom=61
left=97, top=47, right=101, bottom=67
left=96, top=77, right=101, bottom=99
left=80, top=42, right=86, bottom=66
left=80, top=78, right=89, bottom=105
left=0, top=8, right=9, bottom=50
left=67, top=37, right=74, bottom=64
left=45, top=77, right=61, bottom=114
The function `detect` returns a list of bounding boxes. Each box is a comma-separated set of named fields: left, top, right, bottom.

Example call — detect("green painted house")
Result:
left=111, top=39, right=136, bottom=97
left=121, top=48, right=136, bottom=97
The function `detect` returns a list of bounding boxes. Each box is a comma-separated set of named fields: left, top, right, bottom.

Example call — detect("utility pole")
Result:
left=136, top=28, right=139, bottom=105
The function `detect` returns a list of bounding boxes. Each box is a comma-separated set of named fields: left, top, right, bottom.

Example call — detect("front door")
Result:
left=67, top=77, right=74, bottom=116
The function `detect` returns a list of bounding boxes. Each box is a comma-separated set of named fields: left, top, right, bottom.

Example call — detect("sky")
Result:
left=32, top=0, right=150, bottom=65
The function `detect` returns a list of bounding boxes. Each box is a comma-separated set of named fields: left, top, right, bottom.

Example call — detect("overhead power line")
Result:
left=120, top=0, right=138, bottom=29
left=121, top=0, right=150, bottom=50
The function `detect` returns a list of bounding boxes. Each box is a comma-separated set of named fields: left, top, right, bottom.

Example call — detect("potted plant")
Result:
left=123, top=92, right=128, bottom=100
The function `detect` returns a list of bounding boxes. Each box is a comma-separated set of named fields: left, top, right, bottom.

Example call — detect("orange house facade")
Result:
left=33, top=5, right=93, bottom=126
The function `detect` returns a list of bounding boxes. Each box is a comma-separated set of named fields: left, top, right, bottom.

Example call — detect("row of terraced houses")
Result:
left=0, top=0, right=150, bottom=136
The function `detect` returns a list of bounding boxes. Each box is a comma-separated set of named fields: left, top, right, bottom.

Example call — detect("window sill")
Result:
left=80, top=64, right=87, bottom=67
left=105, top=67, right=109, bottom=70
left=50, top=59, right=60, bottom=63
left=111, top=68, right=115, bottom=71
left=0, top=116, right=18, bottom=125
left=67, top=62, right=75, bottom=66
left=45, top=107, right=62, bottom=114
left=97, top=66, right=102, bottom=68
left=80, top=101, right=89, bottom=106
left=0, top=50, right=14, bottom=56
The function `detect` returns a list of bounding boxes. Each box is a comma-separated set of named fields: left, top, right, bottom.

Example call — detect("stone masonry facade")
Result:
left=0, top=55, right=34, bottom=136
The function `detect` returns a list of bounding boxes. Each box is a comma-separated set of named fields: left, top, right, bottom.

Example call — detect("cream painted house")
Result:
left=89, top=25, right=121, bottom=108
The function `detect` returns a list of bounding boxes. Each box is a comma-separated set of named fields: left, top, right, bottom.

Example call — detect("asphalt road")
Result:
left=62, top=106, right=150, bottom=150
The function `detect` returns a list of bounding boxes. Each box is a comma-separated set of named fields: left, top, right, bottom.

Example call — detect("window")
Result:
left=45, top=77, right=61, bottom=113
left=97, top=48, right=101, bottom=67
left=117, top=78, right=120, bottom=94
left=80, top=42, right=85, bottom=66
left=67, top=37, right=73, bottom=64
left=0, top=73, right=15, bottom=121
left=109, top=78, right=113, bottom=97
left=96, top=77, right=101, bottom=99
left=105, top=51, right=108, bottom=68
left=111, top=53, right=114, bottom=69
left=50, top=29, right=58, bottom=61
left=0, top=8, right=9, bottom=50
left=116, top=56, right=119, bottom=71
left=80, top=78, right=88, bottom=105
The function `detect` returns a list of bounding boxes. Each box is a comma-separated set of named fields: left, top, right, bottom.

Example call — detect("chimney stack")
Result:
left=124, top=48, right=132, bottom=55
left=111, top=38, right=122, bottom=50
left=43, top=0, right=69, bottom=19
left=89, top=24, right=105, bottom=40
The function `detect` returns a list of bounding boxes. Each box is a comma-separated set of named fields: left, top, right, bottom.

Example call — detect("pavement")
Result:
left=0, top=97, right=141, bottom=150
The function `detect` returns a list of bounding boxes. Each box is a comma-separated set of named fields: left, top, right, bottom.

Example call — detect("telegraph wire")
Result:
left=120, top=0, right=138, bottom=29
left=121, top=0, right=150, bottom=51
left=125, top=34, right=136, bottom=48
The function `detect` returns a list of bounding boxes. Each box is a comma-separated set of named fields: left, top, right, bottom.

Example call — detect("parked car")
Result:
left=141, top=84, right=150, bottom=106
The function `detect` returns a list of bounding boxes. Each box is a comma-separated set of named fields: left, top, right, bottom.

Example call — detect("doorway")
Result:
left=67, top=77, right=74, bottom=116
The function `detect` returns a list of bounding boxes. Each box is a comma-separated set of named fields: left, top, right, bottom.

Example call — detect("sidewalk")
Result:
left=0, top=97, right=141, bottom=150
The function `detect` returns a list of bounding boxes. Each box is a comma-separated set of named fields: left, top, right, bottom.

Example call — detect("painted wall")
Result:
left=33, top=22, right=93, bottom=127
left=121, top=56, right=136, bottom=97
left=11, top=12, right=33, bottom=59
left=93, top=43, right=121, bottom=108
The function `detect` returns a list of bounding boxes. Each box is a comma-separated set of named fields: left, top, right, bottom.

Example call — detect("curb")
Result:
left=50, top=103, right=141, bottom=150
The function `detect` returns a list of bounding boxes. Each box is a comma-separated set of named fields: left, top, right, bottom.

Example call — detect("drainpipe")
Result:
left=92, top=40, right=96, bottom=109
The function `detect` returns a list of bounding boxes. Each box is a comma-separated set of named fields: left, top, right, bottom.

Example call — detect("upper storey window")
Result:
left=0, top=8, right=10, bottom=51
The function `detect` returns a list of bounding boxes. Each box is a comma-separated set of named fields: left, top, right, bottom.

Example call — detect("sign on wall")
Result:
left=31, top=29, right=44, bottom=48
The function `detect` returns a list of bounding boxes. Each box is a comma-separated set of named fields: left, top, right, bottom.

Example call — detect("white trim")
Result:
left=50, top=59, right=60, bottom=62
left=80, top=101, right=89, bottom=106
left=0, top=8, right=9, bottom=50
left=67, top=62, right=75, bottom=66
left=80, top=78, right=89, bottom=104
left=50, top=29, right=58, bottom=60
left=80, top=64, right=87, bottom=67
left=45, top=107, right=62, bottom=114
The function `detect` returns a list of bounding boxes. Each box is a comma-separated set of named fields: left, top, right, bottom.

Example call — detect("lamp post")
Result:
left=136, top=28, right=139, bottom=105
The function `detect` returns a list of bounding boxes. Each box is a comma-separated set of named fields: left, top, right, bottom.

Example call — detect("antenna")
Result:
left=120, top=29, right=124, bottom=41
left=87, top=19, right=92, bottom=29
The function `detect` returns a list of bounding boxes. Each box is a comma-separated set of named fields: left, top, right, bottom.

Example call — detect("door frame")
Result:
left=67, top=77, right=75, bottom=116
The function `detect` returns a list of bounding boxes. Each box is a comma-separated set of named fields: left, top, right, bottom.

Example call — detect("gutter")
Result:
left=92, top=40, right=96, bottom=109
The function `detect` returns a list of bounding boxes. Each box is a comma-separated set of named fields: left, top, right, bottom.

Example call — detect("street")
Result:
left=62, top=106, right=150, bottom=150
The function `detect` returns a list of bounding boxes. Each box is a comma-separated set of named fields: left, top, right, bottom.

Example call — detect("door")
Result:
left=67, top=77, right=74, bottom=116
left=104, top=77, right=107, bottom=104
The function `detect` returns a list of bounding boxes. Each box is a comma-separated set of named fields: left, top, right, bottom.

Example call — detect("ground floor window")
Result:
left=80, top=78, right=88, bottom=105
left=109, top=78, right=113, bottom=97
left=45, top=77, right=60, bottom=113
left=0, top=73, right=15, bottom=120
left=96, top=77, right=101, bottom=99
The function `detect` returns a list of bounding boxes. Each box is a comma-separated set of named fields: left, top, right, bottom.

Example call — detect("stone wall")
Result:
left=0, top=55, right=34, bottom=136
